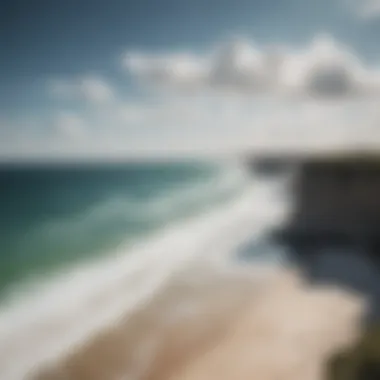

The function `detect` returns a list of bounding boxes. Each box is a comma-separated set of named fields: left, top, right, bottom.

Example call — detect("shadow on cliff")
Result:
left=280, top=241, right=380, bottom=323
left=271, top=236, right=380, bottom=380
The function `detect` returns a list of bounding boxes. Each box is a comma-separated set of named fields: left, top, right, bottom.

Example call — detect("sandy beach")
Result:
left=29, top=266, right=366, bottom=380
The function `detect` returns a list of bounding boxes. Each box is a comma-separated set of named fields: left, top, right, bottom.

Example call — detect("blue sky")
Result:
left=2, top=0, right=380, bottom=160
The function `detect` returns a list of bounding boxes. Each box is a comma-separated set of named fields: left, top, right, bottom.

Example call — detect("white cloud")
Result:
left=115, top=103, right=152, bottom=125
left=54, top=112, right=87, bottom=141
left=124, top=52, right=208, bottom=91
left=3, top=96, right=380, bottom=161
left=364, top=0, right=380, bottom=17
left=79, top=77, right=114, bottom=103
left=208, top=38, right=269, bottom=92
left=7, top=33, right=377, bottom=161
left=345, top=0, right=380, bottom=19
left=49, top=76, right=114, bottom=104
left=124, top=34, right=380, bottom=99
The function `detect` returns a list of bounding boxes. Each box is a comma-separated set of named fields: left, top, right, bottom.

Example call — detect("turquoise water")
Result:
left=0, top=161, right=246, bottom=297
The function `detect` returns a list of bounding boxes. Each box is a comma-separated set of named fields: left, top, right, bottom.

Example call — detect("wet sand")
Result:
left=29, top=266, right=366, bottom=380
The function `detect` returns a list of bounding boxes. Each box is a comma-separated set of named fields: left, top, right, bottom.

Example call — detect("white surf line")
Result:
left=0, top=178, right=287, bottom=380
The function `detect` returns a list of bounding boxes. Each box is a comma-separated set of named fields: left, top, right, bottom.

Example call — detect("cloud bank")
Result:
left=124, top=35, right=380, bottom=99
left=3, top=33, right=380, bottom=161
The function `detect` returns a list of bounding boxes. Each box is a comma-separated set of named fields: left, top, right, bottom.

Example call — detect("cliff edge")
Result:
left=251, top=152, right=380, bottom=254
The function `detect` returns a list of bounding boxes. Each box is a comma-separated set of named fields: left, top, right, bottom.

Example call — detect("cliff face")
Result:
left=256, top=153, right=380, bottom=325
left=288, top=158, right=380, bottom=238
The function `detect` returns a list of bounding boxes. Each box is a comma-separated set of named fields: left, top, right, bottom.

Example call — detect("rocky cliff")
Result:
left=288, top=155, right=380, bottom=238
left=255, top=153, right=380, bottom=254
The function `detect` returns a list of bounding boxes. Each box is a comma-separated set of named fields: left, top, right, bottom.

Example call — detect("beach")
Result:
left=0, top=162, right=368, bottom=379
left=29, top=267, right=365, bottom=380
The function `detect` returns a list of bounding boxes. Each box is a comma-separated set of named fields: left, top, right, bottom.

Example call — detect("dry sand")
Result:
left=29, top=267, right=366, bottom=380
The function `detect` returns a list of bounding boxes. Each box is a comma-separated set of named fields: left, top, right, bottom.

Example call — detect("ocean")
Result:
left=0, top=160, right=369, bottom=380
left=0, top=161, right=250, bottom=297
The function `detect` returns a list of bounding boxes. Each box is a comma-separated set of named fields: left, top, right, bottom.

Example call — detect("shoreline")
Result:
left=29, top=266, right=365, bottom=380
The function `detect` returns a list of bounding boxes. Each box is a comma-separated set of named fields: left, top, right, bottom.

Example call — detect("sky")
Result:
left=2, top=0, right=380, bottom=160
